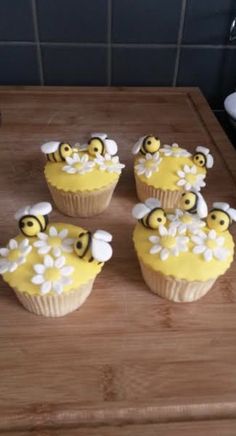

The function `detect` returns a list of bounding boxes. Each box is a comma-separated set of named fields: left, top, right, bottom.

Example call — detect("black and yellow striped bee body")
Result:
left=41, top=141, right=73, bottom=162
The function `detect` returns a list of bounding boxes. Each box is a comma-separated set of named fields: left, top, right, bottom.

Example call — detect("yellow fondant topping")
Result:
left=2, top=223, right=103, bottom=295
left=44, top=152, right=121, bottom=192
left=134, top=150, right=206, bottom=191
left=133, top=222, right=234, bottom=281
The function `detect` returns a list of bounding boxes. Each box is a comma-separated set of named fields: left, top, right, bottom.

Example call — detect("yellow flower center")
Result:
left=48, top=237, right=61, bottom=247
left=206, top=240, right=217, bottom=249
left=145, top=160, right=155, bottom=169
left=8, top=249, right=20, bottom=261
left=181, top=215, right=192, bottom=224
left=75, top=163, right=83, bottom=170
left=161, top=236, right=176, bottom=249
left=45, top=268, right=61, bottom=282
left=185, top=173, right=197, bottom=185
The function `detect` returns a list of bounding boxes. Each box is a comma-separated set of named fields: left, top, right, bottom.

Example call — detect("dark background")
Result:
left=0, top=0, right=236, bottom=114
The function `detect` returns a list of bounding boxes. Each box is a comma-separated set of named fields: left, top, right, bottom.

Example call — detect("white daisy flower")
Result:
left=62, top=152, right=95, bottom=175
left=33, top=226, right=74, bottom=257
left=94, top=153, right=125, bottom=174
left=176, top=164, right=206, bottom=191
left=167, top=209, right=205, bottom=235
left=160, top=143, right=191, bottom=157
left=191, top=229, right=229, bottom=262
left=0, top=239, right=32, bottom=274
left=149, top=224, right=189, bottom=261
left=135, top=152, right=162, bottom=178
left=31, top=254, right=74, bottom=295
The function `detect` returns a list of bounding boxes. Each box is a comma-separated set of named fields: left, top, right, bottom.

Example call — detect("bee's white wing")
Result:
left=228, top=207, right=236, bottom=222
left=14, top=206, right=31, bottom=220
left=132, top=203, right=150, bottom=219
left=206, top=154, right=214, bottom=168
left=145, top=197, right=161, bottom=210
left=212, top=202, right=229, bottom=212
left=91, top=239, right=113, bottom=262
left=105, top=139, right=118, bottom=156
left=77, top=143, right=88, bottom=151
left=91, top=133, right=107, bottom=141
left=41, top=141, right=60, bottom=154
left=30, top=202, right=52, bottom=216
left=196, top=145, right=210, bottom=155
left=93, top=230, right=112, bottom=242
left=132, top=137, right=145, bottom=155
left=196, top=193, right=208, bottom=218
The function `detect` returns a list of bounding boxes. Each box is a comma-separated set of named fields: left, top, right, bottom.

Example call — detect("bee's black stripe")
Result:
left=83, top=232, right=92, bottom=257
left=58, top=143, right=64, bottom=161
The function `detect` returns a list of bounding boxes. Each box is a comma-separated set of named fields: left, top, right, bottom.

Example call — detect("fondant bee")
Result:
left=74, top=230, right=113, bottom=263
left=41, top=141, right=73, bottom=162
left=192, top=146, right=214, bottom=169
left=180, top=190, right=208, bottom=218
left=15, top=202, right=52, bottom=237
left=79, top=133, right=118, bottom=157
left=132, top=198, right=166, bottom=229
left=206, top=202, right=236, bottom=232
left=132, top=135, right=161, bottom=156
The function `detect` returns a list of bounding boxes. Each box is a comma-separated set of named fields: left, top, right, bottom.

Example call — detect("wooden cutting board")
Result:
left=0, top=87, right=236, bottom=434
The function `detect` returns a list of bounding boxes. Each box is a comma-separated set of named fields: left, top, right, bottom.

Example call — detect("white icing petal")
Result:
left=204, top=249, right=213, bottom=262
left=49, top=226, right=57, bottom=237
left=61, top=266, right=74, bottom=276
left=41, top=281, right=52, bottom=294
left=193, top=245, right=205, bottom=254
left=53, top=282, right=63, bottom=295
left=9, top=239, right=18, bottom=250
left=59, top=230, right=68, bottom=240
left=37, top=232, right=48, bottom=241
left=33, top=264, right=45, bottom=274
left=177, top=179, right=186, bottom=186
left=159, top=225, right=168, bottom=236
left=150, top=245, right=162, bottom=254
left=191, top=236, right=204, bottom=245
left=38, top=245, right=51, bottom=255
left=55, top=256, right=65, bottom=269
left=9, top=262, right=18, bottom=272
left=0, top=261, right=9, bottom=274
left=208, top=229, right=216, bottom=239
left=19, top=239, right=29, bottom=249
left=0, top=248, right=9, bottom=257
left=52, top=247, right=62, bottom=257
left=32, top=274, right=45, bottom=285
left=160, top=248, right=169, bottom=261
left=149, top=235, right=160, bottom=243
left=44, top=255, right=54, bottom=268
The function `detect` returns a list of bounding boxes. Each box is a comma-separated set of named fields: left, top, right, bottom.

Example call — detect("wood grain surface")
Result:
left=0, top=87, right=236, bottom=434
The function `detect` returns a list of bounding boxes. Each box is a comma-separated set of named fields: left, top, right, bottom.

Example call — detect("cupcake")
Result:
left=41, top=133, right=125, bottom=217
left=0, top=201, right=113, bottom=317
left=132, top=194, right=235, bottom=302
left=132, top=137, right=214, bottom=208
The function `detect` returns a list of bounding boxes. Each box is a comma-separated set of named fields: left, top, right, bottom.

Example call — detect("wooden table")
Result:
left=0, top=87, right=236, bottom=435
